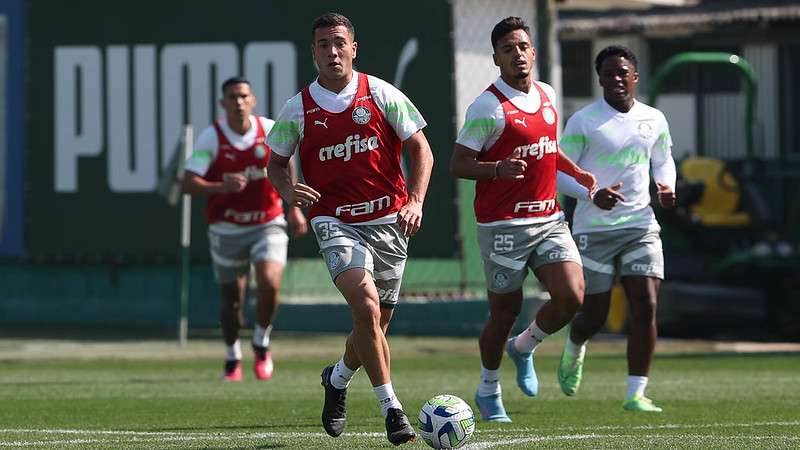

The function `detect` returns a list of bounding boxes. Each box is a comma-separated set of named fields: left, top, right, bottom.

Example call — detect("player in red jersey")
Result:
left=450, top=17, right=596, bottom=422
left=183, top=77, right=307, bottom=382
left=267, top=13, right=432, bottom=446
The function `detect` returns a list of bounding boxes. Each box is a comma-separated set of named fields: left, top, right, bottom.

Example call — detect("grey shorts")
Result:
left=574, top=228, right=664, bottom=295
left=312, top=220, right=409, bottom=308
left=208, top=222, right=288, bottom=284
left=477, top=218, right=582, bottom=294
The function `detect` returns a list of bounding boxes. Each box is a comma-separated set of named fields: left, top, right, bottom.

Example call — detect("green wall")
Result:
left=25, top=0, right=458, bottom=261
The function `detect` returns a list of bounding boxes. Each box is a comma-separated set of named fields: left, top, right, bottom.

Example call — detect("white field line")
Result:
left=0, top=429, right=386, bottom=438
left=473, top=420, right=800, bottom=434
left=4, top=433, right=798, bottom=449
left=0, top=436, right=207, bottom=447
left=0, top=440, right=103, bottom=447
left=463, top=434, right=800, bottom=449
left=1, top=421, right=798, bottom=447
left=465, top=434, right=604, bottom=449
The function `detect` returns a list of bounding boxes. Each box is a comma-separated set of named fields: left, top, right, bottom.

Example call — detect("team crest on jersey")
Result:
left=492, top=270, right=510, bottom=289
left=542, top=107, right=556, bottom=125
left=638, top=121, right=654, bottom=138
left=352, top=105, right=371, bottom=125
left=253, top=145, right=267, bottom=159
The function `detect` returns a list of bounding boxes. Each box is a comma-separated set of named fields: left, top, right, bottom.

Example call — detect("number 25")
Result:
left=493, top=234, right=513, bottom=252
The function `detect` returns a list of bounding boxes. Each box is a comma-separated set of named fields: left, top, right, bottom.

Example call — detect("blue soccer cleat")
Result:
left=474, top=392, right=512, bottom=423
left=505, top=337, right=538, bottom=396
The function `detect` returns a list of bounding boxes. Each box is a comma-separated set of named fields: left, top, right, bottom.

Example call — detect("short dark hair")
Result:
left=311, top=12, right=355, bottom=40
left=491, top=17, right=530, bottom=50
left=221, top=77, right=250, bottom=94
left=595, top=45, right=638, bottom=74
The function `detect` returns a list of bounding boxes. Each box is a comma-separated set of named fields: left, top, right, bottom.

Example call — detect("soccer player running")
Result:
left=183, top=77, right=308, bottom=381
left=556, top=45, right=676, bottom=412
left=450, top=17, right=596, bottom=423
left=266, top=12, right=433, bottom=445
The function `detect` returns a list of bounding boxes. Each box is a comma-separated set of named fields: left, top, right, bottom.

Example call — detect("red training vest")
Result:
left=474, top=82, right=561, bottom=223
left=204, top=118, right=284, bottom=225
left=298, top=73, right=407, bottom=223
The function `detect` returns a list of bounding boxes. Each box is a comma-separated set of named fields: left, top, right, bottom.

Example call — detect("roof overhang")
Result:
left=556, top=0, right=698, bottom=10
left=558, top=2, right=800, bottom=34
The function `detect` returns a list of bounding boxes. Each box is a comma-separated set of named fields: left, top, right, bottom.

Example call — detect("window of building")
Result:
left=779, top=44, right=800, bottom=159
left=561, top=39, right=593, bottom=97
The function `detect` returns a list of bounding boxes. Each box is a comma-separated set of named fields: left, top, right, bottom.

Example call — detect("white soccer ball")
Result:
left=417, top=394, right=476, bottom=449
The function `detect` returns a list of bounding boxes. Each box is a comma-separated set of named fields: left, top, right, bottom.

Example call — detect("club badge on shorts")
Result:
left=352, top=105, right=371, bottom=125
left=492, top=270, right=510, bottom=289
left=327, top=251, right=343, bottom=270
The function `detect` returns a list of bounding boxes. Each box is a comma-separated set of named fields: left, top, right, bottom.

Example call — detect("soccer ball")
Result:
left=417, top=394, right=476, bottom=449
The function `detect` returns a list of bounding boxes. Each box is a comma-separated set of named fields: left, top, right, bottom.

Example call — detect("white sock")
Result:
left=374, top=382, right=403, bottom=418
left=330, top=356, right=359, bottom=390
left=477, top=365, right=501, bottom=397
left=513, top=320, right=549, bottom=354
left=565, top=337, right=587, bottom=360
left=225, top=340, right=242, bottom=361
left=626, top=375, right=648, bottom=399
left=253, top=324, right=272, bottom=348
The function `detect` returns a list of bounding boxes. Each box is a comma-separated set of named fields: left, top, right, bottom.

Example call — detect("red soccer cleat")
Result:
left=253, top=346, right=274, bottom=381
left=223, top=360, right=243, bottom=382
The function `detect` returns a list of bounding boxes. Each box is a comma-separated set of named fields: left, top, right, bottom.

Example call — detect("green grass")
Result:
left=0, top=335, right=798, bottom=449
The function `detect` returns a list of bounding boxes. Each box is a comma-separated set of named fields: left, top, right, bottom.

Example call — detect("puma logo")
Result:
left=314, top=118, right=329, bottom=129
left=514, top=117, right=527, bottom=127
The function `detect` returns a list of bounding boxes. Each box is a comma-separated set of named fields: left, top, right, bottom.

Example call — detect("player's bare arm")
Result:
left=397, top=130, right=434, bottom=237
left=267, top=153, right=320, bottom=209
left=182, top=171, right=246, bottom=195
left=557, top=150, right=596, bottom=193
left=450, top=144, right=526, bottom=181
left=284, top=158, right=309, bottom=237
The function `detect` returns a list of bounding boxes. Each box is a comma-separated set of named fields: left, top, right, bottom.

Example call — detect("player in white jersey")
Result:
left=556, top=46, right=676, bottom=412
left=266, top=13, right=432, bottom=445
left=451, top=17, right=596, bottom=423
left=183, top=77, right=308, bottom=381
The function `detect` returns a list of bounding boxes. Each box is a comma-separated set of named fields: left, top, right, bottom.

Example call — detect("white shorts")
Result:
left=312, top=220, right=408, bottom=308
left=208, top=222, right=288, bottom=284
left=574, top=228, right=664, bottom=295
left=477, top=218, right=582, bottom=294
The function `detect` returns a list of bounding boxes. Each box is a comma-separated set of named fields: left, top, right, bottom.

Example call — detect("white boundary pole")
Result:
left=178, top=125, right=193, bottom=346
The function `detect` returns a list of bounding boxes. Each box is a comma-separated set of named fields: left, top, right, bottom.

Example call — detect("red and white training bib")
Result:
left=204, top=120, right=283, bottom=225
left=298, top=73, right=407, bottom=223
left=474, top=82, right=560, bottom=223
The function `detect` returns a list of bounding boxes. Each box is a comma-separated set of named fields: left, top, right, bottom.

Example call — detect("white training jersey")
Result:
left=185, top=115, right=285, bottom=235
left=455, top=77, right=557, bottom=153
left=266, top=71, right=427, bottom=158
left=560, top=98, right=676, bottom=235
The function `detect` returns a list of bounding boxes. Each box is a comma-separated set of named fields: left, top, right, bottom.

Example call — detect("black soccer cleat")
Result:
left=385, top=408, right=416, bottom=445
left=320, top=364, right=347, bottom=437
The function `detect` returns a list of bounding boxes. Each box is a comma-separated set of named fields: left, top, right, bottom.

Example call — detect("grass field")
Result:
left=1, top=333, right=798, bottom=449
